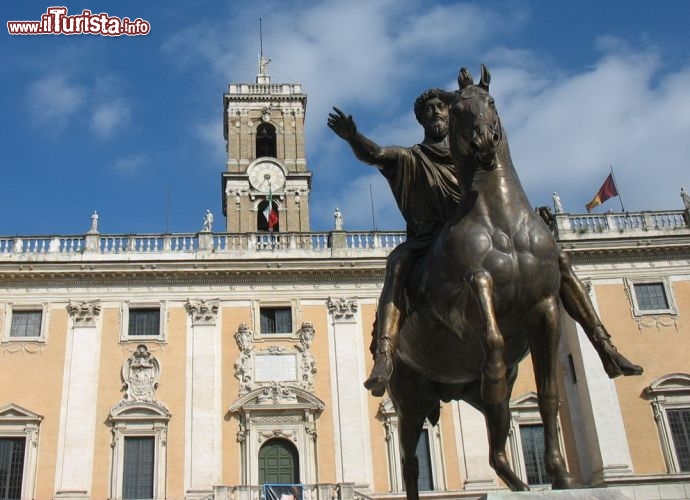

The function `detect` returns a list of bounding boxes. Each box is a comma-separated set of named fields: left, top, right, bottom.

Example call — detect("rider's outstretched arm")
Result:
left=328, top=107, right=400, bottom=169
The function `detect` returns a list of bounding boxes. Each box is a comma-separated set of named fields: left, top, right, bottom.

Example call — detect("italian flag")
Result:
left=586, top=173, right=618, bottom=212
left=263, top=187, right=279, bottom=230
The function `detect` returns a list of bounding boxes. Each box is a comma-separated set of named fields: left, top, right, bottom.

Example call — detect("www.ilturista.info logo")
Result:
left=7, top=7, right=150, bottom=36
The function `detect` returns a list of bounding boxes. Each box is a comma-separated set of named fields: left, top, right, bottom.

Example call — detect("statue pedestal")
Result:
left=484, top=487, right=631, bottom=499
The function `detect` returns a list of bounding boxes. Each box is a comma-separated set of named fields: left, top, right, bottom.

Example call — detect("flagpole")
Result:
left=369, top=183, right=377, bottom=231
left=609, top=165, right=626, bottom=212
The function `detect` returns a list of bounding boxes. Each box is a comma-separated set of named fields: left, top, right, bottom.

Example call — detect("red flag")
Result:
left=262, top=187, right=279, bottom=230
left=586, top=173, right=618, bottom=212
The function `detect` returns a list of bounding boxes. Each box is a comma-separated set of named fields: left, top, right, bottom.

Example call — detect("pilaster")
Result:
left=53, top=301, right=102, bottom=499
left=326, top=297, right=373, bottom=489
left=563, top=286, right=634, bottom=485
left=184, top=299, right=222, bottom=499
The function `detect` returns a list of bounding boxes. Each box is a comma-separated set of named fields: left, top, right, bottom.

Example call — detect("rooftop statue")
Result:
left=329, top=65, right=642, bottom=496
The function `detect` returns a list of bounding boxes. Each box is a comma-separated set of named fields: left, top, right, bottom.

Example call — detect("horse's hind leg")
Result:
left=388, top=361, right=439, bottom=500
left=467, top=270, right=507, bottom=404
left=527, top=296, right=575, bottom=489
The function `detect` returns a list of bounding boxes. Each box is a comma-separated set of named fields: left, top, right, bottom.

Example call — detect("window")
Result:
left=2, top=305, right=48, bottom=342
left=128, top=309, right=160, bottom=336
left=378, top=398, right=446, bottom=493
left=109, top=402, right=169, bottom=500
left=625, top=278, right=677, bottom=317
left=520, top=425, right=549, bottom=485
left=0, top=438, right=25, bottom=500
left=667, top=409, right=690, bottom=472
left=634, top=283, right=669, bottom=311
left=120, top=303, right=167, bottom=342
left=256, top=123, right=277, bottom=158
left=123, top=437, right=155, bottom=499
left=416, top=429, right=434, bottom=491
left=645, top=374, right=690, bottom=473
left=9, top=311, right=41, bottom=338
left=0, top=404, right=42, bottom=500
left=260, top=307, right=292, bottom=335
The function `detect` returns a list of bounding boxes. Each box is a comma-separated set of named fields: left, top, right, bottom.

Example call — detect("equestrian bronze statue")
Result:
left=329, top=65, right=642, bottom=495
left=387, top=64, right=575, bottom=494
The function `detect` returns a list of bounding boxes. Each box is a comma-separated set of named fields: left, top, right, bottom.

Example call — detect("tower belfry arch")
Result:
left=221, top=53, right=312, bottom=233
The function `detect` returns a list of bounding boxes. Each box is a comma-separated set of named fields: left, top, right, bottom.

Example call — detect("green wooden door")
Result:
left=258, top=439, right=299, bottom=484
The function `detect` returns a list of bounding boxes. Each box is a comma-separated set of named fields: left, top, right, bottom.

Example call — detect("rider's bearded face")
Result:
left=421, top=97, right=449, bottom=139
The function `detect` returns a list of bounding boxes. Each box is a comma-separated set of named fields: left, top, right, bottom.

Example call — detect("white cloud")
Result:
left=113, top=154, right=147, bottom=176
left=26, top=75, right=85, bottom=129
left=92, top=100, right=131, bottom=138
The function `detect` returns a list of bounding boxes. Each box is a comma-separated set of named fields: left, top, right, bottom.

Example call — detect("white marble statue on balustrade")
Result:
left=334, top=207, right=343, bottom=231
left=88, top=211, right=99, bottom=234
left=552, top=192, right=564, bottom=214
left=681, top=187, right=690, bottom=211
left=202, top=210, right=214, bottom=232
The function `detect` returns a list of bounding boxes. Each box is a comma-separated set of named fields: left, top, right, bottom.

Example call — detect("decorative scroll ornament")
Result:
left=257, top=383, right=298, bottom=405
left=185, top=299, right=219, bottom=326
left=66, top=301, right=101, bottom=327
left=233, top=323, right=317, bottom=396
left=298, top=321, right=315, bottom=349
left=234, top=323, right=254, bottom=394
left=327, top=297, right=358, bottom=321
left=121, top=344, right=161, bottom=402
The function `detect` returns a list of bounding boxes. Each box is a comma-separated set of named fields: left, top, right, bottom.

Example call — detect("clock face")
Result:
left=248, top=160, right=286, bottom=193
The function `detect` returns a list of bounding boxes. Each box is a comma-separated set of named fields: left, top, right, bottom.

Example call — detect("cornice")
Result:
left=0, top=258, right=386, bottom=288
left=560, top=241, right=690, bottom=265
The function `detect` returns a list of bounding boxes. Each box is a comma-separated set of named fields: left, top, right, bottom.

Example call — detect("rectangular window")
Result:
left=0, top=437, right=26, bottom=500
left=520, top=424, right=549, bottom=485
left=415, top=429, right=434, bottom=491
left=122, top=436, right=154, bottom=500
left=667, top=408, right=690, bottom=472
left=128, top=309, right=160, bottom=337
left=634, top=283, right=669, bottom=311
left=260, top=307, right=292, bottom=335
left=9, top=311, right=42, bottom=338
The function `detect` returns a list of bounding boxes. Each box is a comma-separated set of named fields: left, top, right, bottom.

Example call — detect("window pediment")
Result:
left=229, top=386, right=324, bottom=414
left=0, top=403, right=43, bottom=424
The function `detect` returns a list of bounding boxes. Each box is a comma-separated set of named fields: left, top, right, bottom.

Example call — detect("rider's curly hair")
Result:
left=413, top=88, right=445, bottom=124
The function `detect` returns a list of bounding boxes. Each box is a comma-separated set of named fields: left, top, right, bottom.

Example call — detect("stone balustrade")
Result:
left=0, top=231, right=406, bottom=261
left=554, top=209, right=690, bottom=241
left=1, top=209, right=687, bottom=262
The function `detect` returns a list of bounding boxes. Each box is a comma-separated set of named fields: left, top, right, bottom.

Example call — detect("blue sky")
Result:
left=2, top=1, right=690, bottom=235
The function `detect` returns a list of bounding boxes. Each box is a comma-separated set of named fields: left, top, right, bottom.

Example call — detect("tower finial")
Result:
left=257, top=18, right=271, bottom=84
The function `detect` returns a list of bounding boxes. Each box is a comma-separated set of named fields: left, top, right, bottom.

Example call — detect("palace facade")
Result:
left=1, top=64, right=690, bottom=500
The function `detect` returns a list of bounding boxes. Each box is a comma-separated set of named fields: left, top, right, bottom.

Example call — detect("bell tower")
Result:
left=222, top=56, right=312, bottom=233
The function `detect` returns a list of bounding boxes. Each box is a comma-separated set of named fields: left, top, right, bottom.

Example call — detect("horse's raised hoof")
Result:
left=363, top=376, right=387, bottom=397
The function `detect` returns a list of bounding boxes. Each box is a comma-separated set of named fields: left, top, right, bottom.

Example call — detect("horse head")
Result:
left=442, top=64, right=504, bottom=172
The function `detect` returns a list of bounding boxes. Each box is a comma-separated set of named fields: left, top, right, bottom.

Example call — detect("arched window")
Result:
left=256, top=123, right=277, bottom=159
left=258, top=438, right=299, bottom=484
left=257, top=200, right=280, bottom=232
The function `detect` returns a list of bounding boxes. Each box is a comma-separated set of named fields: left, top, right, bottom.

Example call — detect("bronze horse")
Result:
left=389, top=65, right=575, bottom=496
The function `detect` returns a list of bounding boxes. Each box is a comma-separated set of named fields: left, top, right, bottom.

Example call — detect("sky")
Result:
left=2, top=1, right=690, bottom=236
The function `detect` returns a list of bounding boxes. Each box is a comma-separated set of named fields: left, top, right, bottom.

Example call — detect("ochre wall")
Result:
left=0, top=307, right=68, bottom=499
left=596, top=281, right=690, bottom=475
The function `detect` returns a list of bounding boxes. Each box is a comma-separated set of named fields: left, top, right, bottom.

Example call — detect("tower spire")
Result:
left=257, top=18, right=271, bottom=84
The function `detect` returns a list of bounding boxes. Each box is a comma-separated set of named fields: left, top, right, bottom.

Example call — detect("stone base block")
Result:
left=483, top=488, right=632, bottom=500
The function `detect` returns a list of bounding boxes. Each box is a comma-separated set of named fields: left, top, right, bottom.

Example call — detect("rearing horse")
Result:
left=388, top=65, right=575, bottom=496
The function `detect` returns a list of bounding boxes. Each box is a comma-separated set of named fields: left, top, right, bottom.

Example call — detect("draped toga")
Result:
left=380, top=142, right=461, bottom=250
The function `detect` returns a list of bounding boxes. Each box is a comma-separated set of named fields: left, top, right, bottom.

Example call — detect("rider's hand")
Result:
left=327, top=107, right=357, bottom=140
